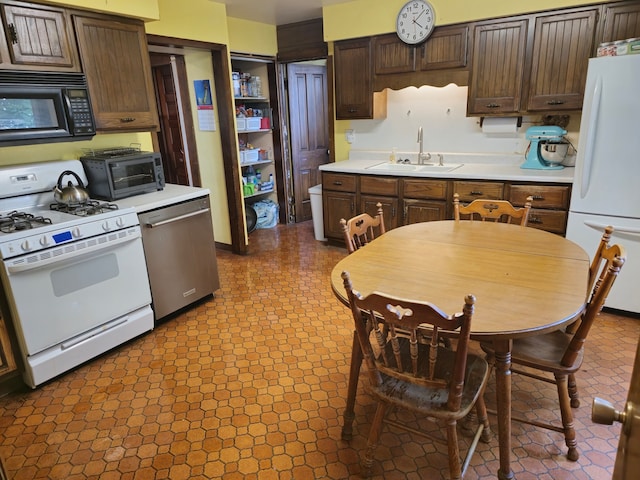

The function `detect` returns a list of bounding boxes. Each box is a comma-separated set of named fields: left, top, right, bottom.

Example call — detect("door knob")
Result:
left=592, top=397, right=625, bottom=425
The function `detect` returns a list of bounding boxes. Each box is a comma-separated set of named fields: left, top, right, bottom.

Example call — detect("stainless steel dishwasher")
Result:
left=138, top=195, right=220, bottom=321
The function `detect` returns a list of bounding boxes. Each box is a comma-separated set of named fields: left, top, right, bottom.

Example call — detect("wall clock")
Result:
left=396, top=0, right=436, bottom=45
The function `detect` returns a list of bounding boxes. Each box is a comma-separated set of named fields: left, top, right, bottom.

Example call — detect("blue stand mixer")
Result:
left=521, top=125, right=567, bottom=170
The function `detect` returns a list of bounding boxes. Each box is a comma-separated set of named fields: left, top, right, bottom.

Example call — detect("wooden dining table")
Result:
left=330, top=220, right=590, bottom=480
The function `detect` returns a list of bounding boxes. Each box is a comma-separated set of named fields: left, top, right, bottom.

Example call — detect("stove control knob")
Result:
left=39, top=236, right=50, bottom=247
left=115, top=217, right=125, bottom=228
left=102, top=220, right=111, bottom=232
left=72, top=227, right=81, bottom=238
left=21, top=240, right=31, bottom=252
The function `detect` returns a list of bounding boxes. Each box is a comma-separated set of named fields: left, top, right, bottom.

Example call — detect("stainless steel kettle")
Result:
left=53, top=170, right=90, bottom=205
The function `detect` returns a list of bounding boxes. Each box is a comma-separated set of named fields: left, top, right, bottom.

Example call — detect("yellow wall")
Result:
left=227, top=18, right=277, bottom=55
left=145, top=0, right=228, bottom=44
left=323, top=0, right=611, bottom=41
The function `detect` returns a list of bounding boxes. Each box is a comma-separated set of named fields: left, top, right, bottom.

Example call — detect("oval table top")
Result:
left=331, top=220, right=590, bottom=341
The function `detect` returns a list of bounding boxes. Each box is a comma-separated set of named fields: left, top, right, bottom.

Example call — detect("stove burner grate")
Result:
left=50, top=200, right=118, bottom=217
left=0, top=211, right=53, bottom=233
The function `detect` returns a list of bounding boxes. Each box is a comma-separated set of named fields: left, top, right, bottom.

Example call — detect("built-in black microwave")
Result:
left=0, top=71, right=96, bottom=146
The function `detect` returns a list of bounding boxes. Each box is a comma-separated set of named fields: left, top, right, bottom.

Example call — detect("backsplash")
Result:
left=347, top=85, right=580, bottom=159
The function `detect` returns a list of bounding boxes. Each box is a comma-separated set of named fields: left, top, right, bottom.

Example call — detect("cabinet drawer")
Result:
left=453, top=181, right=504, bottom=201
left=361, top=176, right=398, bottom=196
left=323, top=173, right=357, bottom=192
left=403, top=179, right=448, bottom=200
left=509, top=185, right=570, bottom=209
left=526, top=209, right=568, bottom=235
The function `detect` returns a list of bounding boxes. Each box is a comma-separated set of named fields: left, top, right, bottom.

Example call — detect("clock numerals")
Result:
left=396, top=0, right=435, bottom=45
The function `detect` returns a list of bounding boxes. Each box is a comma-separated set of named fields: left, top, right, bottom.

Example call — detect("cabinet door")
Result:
left=419, top=25, right=468, bottom=70
left=323, top=191, right=356, bottom=241
left=373, top=33, right=415, bottom=74
left=468, top=19, right=528, bottom=115
left=0, top=2, right=78, bottom=69
left=361, top=195, right=399, bottom=231
left=74, top=15, right=159, bottom=131
left=335, top=38, right=383, bottom=119
left=599, top=1, right=640, bottom=43
left=527, top=10, right=597, bottom=111
left=403, top=199, right=447, bottom=224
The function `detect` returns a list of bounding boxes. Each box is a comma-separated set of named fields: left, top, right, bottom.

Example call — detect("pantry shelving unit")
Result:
left=231, top=55, right=279, bottom=209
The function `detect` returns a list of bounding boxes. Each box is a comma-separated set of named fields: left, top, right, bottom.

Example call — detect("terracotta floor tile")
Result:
left=0, top=221, right=638, bottom=479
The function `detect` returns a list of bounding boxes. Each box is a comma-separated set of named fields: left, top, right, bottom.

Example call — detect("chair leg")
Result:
left=362, top=402, right=387, bottom=478
left=555, top=373, right=579, bottom=461
left=568, top=373, right=580, bottom=408
left=475, top=392, right=493, bottom=443
left=446, top=419, right=462, bottom=480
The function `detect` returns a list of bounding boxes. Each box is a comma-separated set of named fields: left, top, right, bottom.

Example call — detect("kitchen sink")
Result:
left=366, top=162, right=463, bottom=173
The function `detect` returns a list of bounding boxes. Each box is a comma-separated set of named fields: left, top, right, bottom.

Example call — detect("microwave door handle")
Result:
left=62, top=89, right=76, bottom=133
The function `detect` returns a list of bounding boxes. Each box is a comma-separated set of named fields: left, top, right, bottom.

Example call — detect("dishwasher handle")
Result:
left=144, top=208, right=210, bottom=228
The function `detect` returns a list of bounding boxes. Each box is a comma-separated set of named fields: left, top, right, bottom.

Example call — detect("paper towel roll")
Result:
left=481, top=117, right=519, bottom=135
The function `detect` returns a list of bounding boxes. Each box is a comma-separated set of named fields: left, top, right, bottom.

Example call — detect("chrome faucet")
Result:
left=417, top=127, right=431, bottom=164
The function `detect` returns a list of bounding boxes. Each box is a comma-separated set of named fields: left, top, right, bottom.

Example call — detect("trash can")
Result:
left=308, top=184, right=327, bottom=241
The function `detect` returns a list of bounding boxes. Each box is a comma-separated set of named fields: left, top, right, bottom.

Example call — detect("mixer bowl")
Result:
left=540, top=142, right=570, bottom=165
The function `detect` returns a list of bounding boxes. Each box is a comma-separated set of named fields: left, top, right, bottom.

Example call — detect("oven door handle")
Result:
left=6, top=230, right=141, bottom=274
left=144, top=208, right=210, bottom=228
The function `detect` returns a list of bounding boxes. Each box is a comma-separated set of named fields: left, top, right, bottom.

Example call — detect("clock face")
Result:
left=396, top=0, right=436, bottom=45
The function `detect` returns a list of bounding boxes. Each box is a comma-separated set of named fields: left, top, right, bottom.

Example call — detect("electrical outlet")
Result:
left=345, top=129, right=355, bottom=143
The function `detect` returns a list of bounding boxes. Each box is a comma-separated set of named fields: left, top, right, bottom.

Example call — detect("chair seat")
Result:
left=481, top=329, right=584, bottom=375
left=369, top=351, right=489, bottom=421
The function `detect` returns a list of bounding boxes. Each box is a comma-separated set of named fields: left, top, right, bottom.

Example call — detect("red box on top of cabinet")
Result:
left=261, top=117, right=270, bottom=130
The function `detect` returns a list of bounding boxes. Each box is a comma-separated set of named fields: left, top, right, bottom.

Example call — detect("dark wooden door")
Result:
left=151, top=54, right=189, bottom=186
left=149, top=52, right=201, bottom=187
left=287, top=63, right=329, bottom=222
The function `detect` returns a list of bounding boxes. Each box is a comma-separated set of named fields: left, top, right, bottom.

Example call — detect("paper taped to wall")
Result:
left=481, top=117, right=519, bottom=136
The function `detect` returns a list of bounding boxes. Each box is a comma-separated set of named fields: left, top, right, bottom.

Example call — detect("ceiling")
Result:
left=215, top=0, right=353, bottom=26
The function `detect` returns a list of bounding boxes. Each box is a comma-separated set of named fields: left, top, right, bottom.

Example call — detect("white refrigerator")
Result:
left=566, top=54, right=640, bottom=314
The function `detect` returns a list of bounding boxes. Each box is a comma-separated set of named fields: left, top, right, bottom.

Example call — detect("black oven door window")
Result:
left=109, top=161, right=156, bottom=191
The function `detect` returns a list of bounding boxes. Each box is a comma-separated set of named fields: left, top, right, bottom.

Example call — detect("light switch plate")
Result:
left=345, top=129, right=355, bottom=143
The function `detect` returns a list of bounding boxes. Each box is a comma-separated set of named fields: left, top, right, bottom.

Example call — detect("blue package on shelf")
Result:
left=253, top=200, right=279, bottom=229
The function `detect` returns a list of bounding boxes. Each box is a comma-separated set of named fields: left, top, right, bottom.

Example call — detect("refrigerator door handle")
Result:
left=584, top=220, right=640, bottom=236
left=580, top=77, right=602, bottom=199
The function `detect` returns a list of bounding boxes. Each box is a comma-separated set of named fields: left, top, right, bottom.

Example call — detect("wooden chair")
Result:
left=453, top=193, right=533, bottom=226
left=340, top=203, right=385, bottom=254
left=342, top=271, right=491, bottom=479
left=480, top=241, right=626, bottom=461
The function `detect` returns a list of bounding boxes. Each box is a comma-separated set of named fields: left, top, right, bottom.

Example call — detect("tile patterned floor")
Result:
left=0, top=221, right=638, bottom=479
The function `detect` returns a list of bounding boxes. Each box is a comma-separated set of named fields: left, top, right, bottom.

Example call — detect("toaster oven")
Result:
left=81, top=147, right=165, bottom=201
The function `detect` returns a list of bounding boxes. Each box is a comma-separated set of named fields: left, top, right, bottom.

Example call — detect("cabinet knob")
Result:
left=485, top=103, right=501, bottom=109
left=532, top=194, right=545, bottom=201
left=546, top=100, right=565, bottom=105
left=528, top=216, right=542, bottom=224
left=470, top=191, right=484, bottom=196
left=120, top=117, right=136, bottom=123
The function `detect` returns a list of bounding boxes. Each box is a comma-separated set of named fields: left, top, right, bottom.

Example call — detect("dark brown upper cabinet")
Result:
left=598, top=0, right=640, bottom=43
left=0, top=0, right=79, bottom=71
left=419, top=25, right=468, bottom=70
left=74, top=15, right=159, bottom=132
left=334, top=37, right=386, bottom=120
left=527, top=9, right=598, bottom=111
left=467, top=19, right=528, bottom=115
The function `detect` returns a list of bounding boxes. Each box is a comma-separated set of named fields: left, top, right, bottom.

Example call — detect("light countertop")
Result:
left=114, top=184, right=210, bottom=213
left=319, top=153, right=574, bottom=184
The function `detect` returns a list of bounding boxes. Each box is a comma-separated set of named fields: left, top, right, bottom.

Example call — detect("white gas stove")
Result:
left=0, top=160, right=153, bottom=388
